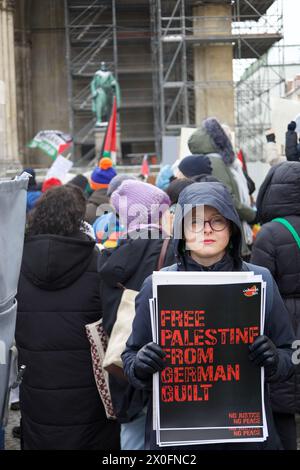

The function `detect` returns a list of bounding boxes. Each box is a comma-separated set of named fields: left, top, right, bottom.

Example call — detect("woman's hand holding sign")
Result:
left=134, top=342, right=166, bottom=382
left=249, top=335, right=279, bottom=379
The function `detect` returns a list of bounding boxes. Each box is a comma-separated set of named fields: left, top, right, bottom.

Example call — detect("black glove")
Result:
left=249, top=335, right=279, bottom=379
left=134, top=342, right=166, bottom=381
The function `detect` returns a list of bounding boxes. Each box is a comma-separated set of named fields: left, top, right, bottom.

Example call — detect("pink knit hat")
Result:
left=111, top=180, right=170, bottom=232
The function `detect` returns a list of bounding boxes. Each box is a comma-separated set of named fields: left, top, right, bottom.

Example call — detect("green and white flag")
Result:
left=28, top=130, right=72, bottom=160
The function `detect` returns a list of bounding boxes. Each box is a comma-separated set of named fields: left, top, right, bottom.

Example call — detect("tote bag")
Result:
left=102, top=238, right=170, bottom=378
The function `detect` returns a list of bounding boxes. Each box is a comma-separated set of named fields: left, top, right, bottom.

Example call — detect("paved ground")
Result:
left=4, top=409, right=300, bottom=450
left=5, top=408, right=20, bottom=451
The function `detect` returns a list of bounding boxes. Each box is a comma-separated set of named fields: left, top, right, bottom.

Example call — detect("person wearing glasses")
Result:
left=122, top=182, right=295, bottom=450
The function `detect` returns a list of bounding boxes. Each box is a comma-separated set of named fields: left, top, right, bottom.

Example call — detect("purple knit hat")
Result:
left=111, top=180, right=170, bottom=232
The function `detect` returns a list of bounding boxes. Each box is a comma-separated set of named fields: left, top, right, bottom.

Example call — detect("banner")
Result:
left=28, top=130, right=72, bottom=160
left=151, top=271, right=267, bottom=446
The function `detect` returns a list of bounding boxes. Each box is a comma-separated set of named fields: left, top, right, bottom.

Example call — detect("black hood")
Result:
left=256, top=162, right=300, bottom=224
left=173, top=182, right=243, bottom=268
left=21, top=234, right=96, bottom=290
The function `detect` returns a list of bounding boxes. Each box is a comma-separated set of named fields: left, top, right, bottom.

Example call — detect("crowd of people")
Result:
left=2, top=117, right=300, bottom=451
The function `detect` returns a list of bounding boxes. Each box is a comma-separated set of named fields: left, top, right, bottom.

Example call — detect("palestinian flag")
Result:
left=102, top=96, right=117, bottom=164
left=237, top=149, right=247, bottom=173
left=28, top=130, right=72, bottom=160
left=141, top=154, right=150, bottom=178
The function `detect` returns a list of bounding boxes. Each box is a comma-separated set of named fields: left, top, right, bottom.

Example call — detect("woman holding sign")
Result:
left=122, top=182, right=295, bottom=450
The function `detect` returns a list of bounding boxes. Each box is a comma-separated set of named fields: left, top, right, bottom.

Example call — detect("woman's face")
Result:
left=184, top=205, right=231, bottom=266
left=161, top=208, right=173, bottom=236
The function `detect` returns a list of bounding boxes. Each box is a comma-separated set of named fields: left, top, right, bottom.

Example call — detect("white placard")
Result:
left=46, top=155, right=73, bottom=182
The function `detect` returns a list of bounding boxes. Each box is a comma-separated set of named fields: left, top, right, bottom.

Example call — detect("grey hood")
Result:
left=173, top=182, right=243, bottom=268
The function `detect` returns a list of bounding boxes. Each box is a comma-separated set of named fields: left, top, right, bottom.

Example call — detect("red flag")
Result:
left=141, top=154, right=150, bottom=178
left=237, top=149, right=247, bottom=173
left=58, top=141, right=72, bottom=155
left=102, top=96, right=117, bottom=164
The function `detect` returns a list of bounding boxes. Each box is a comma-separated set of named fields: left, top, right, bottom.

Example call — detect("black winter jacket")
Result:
left=251, top=162, right=300, bottom=414
left=16, top=233, right=120, bottom=450
left=98, top=231, right=175, bottom=422
left=122, top=182, right=295, bottom=450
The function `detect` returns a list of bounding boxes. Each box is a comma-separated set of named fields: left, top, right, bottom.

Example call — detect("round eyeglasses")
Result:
left=187, top=215, right=229, bottom=233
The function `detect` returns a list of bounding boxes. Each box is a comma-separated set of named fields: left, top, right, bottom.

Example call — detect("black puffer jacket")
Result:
left=251, top=162, right=300, bottom=414
left=16, top=233, right=120, bottom=450
left=98, top=231, right=175, bottom=422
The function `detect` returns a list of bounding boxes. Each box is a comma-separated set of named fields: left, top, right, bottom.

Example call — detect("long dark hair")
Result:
left=27, top=185, right=86, bottom=237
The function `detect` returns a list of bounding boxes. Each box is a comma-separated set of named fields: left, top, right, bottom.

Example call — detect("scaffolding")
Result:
left=150, top=0, right=284, bottom=160
left=64, top=0, right=157, bottom=164
left=235, top=46, right=286, bottom=161
left=64, top=0, right=118, bottom=162
left=63, top=0, right=285, bottom=163
left=234, top=1, right=285, bottom=160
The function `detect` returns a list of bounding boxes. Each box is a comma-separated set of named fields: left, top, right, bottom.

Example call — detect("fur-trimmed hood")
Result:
left=188, top=117, right=235, bottom=165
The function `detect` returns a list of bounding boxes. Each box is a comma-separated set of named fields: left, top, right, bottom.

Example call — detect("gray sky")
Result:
left=282, top=0, right=300, bottom=45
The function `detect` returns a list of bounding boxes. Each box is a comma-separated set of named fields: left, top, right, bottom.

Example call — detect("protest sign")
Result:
left=46, top=155, right=73, bottom=183
left=150, top=271, right=267, bottom=446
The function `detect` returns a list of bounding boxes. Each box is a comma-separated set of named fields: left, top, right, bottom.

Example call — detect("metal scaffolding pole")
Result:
left=235, top=0, right=285, bottom=160
left=64, top=0, right=74, bottom=141
left=150, top=0, right=284, bottom=161
left=150, top=0, right=193, bottom=158
left=64, top=0, right=118, bottom=162
left=150, top=0, right=161, bottom=159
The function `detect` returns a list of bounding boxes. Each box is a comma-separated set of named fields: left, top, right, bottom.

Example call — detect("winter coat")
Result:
left=208, top=154, right=256, bottom=224
left=122, top=182, right=295, bottom=450
left=188, top=129, right=256, bottom=224
left=26, top=191, right=42, bottom=213
left=98, top=230, right=175, bottom=422
left=229, top=158, right=253, bottom=247
left=16, top=233, right=120, bottom=450
left=85, top=189, right=111, bottom=225
left=285, top=131, right=299, bottom=162
left=251, top=162, right=300, bottom=414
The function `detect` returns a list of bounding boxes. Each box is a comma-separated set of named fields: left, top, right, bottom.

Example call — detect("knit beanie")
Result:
left=178, top=155, right=212, bottom=178
left=188, top=117, right=235, bottom=165
left=90, top=157, right=117, bottom=191
left=111, top=180, right=170, bottom=230
left=156, top=165, right=174, bottom=191
left=107, top=174, right=137, bottom=197
left=68, top=174, right=89, bottom=192
left=42, top=177, right=62, bottom=193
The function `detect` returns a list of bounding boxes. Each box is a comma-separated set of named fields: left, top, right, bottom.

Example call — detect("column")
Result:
left=193, top=3, right=235, bottom=128
left=0, top=0, right=19, bottom=166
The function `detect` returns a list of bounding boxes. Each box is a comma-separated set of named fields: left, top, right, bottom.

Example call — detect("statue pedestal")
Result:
left=94, top=126, right=106, bottom=160
left=94, top=125, right=122, bottom=165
